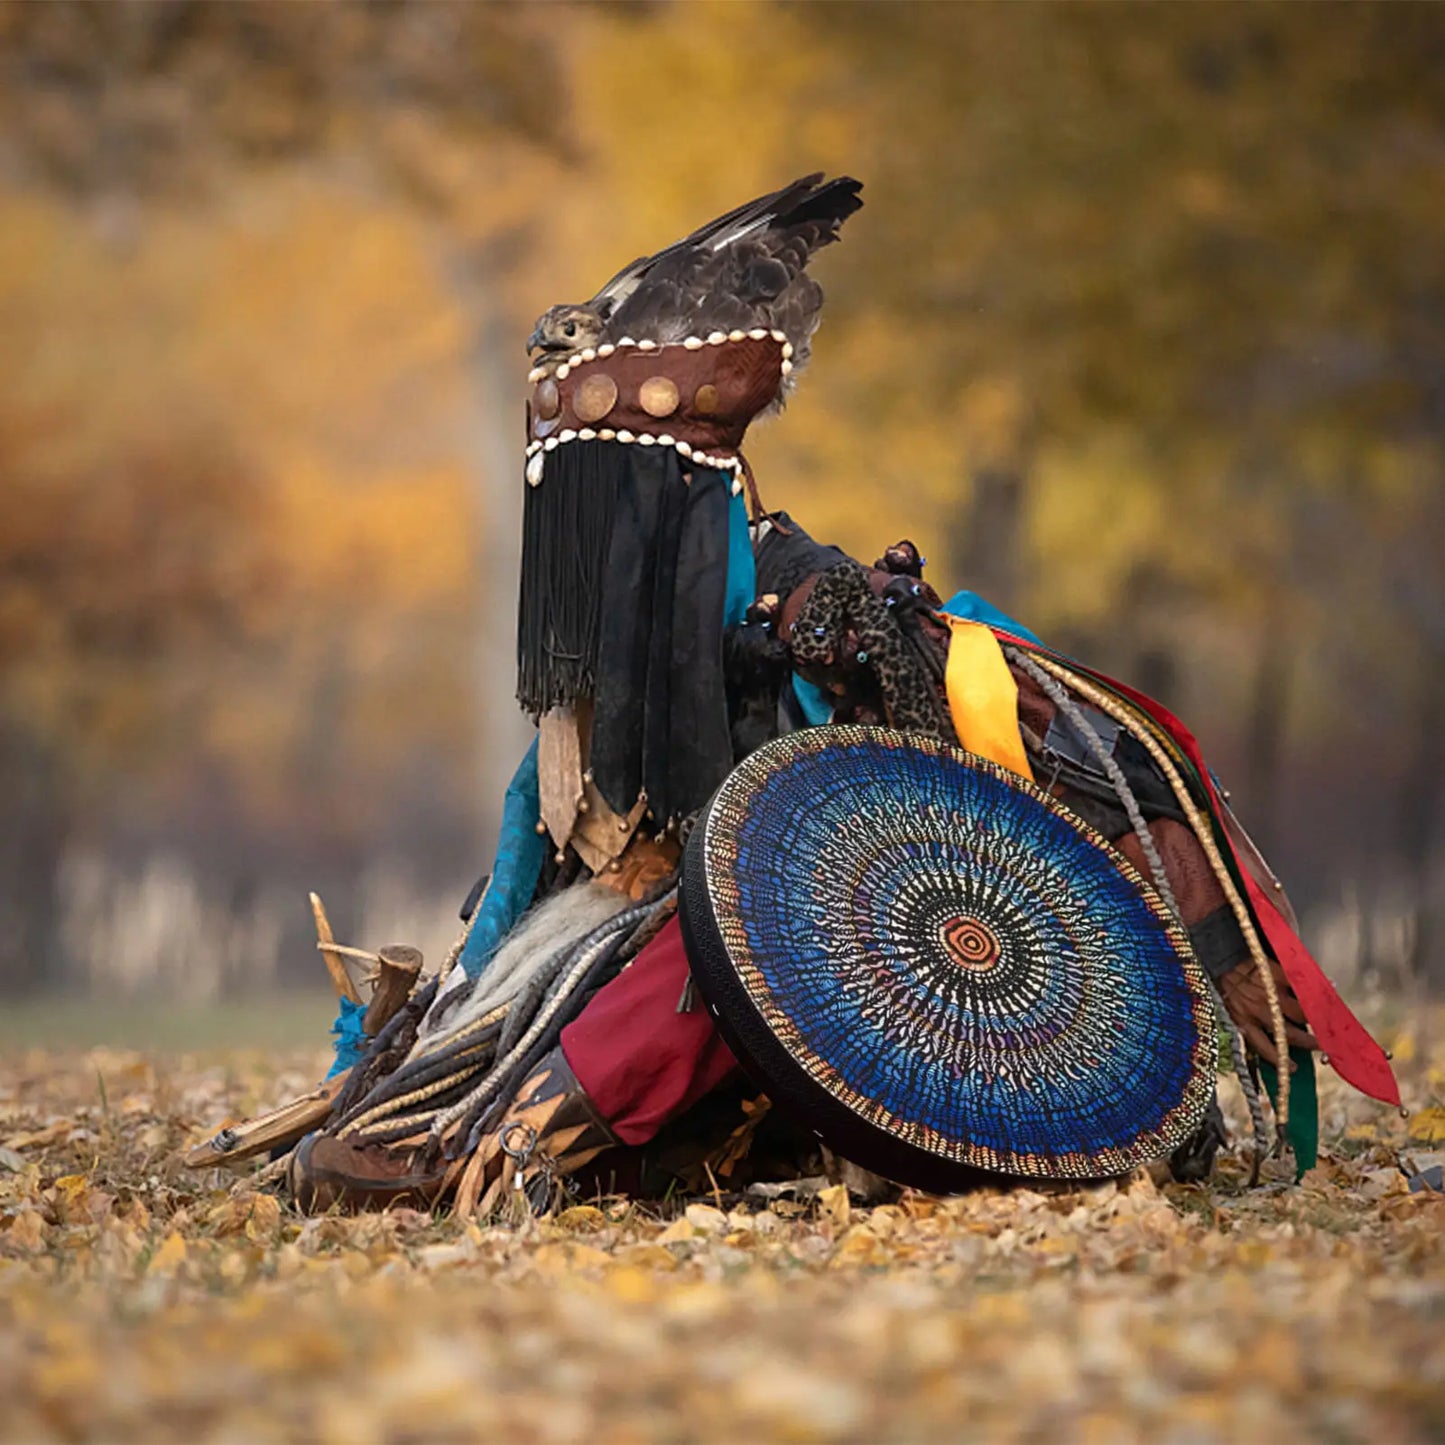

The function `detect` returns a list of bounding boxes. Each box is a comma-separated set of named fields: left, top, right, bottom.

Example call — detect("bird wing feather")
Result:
left=586, top=173, right=829, bottom=314
left=594, top=174, right=862, bottom=357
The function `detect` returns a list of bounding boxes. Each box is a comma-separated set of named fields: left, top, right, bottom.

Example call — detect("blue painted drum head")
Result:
left=680, top=726, right=1217, bottom=1189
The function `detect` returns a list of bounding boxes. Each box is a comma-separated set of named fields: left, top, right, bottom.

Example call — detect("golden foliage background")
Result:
left=1, top=1, right=1443, bottom=997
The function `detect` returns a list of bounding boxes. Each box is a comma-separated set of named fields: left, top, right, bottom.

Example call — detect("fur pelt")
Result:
left=413, top=883, right=630, bottom=1056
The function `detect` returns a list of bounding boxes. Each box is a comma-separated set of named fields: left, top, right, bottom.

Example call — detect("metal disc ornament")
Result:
left=680, top=726, right=1217, bottom=1190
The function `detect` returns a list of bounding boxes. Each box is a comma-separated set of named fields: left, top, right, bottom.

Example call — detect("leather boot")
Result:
left=289, top=1130, right=454, bottom=1214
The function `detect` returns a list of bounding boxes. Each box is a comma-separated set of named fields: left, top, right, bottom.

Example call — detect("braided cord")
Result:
left=339, top=888, right=678, bottom=1146
left=1016, top=649, right=1291, bottom=1138
left=438, top=910, right=476, bottom=983
left=339, top=1037, right=502, bottom=1140
left=423, top=895, right=667, bottom=1150
left=347, top=1078, right=485, bottom=1149
left=333, top=1005, right=509, bottom=1138
left=1009, top=647, right=1270, bottom=1167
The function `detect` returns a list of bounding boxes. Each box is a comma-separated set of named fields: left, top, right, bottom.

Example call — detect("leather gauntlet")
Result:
left=454, top=1047, right=620, bottom=1218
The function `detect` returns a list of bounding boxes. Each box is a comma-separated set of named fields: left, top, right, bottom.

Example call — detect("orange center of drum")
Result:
left=941, top=916, right=1001, bottom=971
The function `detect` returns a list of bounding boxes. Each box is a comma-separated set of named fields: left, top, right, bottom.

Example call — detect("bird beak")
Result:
left=526, top=325, right=544, bottom=355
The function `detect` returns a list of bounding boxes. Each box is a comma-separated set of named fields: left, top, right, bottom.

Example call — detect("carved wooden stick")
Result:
left=365, top=945, right=424, bottom=1035
left=310, top=891, right=363, bottom=1004
left=183, top=1073, right=348, bottom=1169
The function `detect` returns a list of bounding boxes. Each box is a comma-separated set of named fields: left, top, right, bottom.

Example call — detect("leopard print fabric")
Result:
left=788, top=561, right=957, bottom=742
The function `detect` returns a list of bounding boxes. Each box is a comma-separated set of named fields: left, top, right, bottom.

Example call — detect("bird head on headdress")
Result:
left=527, top=304, right=607, bottom=358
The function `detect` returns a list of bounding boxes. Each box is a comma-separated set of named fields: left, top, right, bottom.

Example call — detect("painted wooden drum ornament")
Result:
left=680, top=725, right=1217, bottom=1190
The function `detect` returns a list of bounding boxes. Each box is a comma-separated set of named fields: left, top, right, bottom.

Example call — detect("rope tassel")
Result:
left=1009, top=647, right=1271, bottom=1174
left=1008, top=646, right=1291, bottom=1146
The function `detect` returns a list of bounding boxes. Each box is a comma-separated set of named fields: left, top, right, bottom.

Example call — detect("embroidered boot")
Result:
left=454, top=1046, right=620, bottom=1217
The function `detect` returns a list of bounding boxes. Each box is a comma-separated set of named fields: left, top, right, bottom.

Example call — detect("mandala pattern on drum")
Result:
left=689, top=725, right=1217, bottom=1183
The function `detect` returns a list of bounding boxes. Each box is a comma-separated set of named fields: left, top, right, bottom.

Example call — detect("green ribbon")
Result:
left=1259, top=1047, right=1319, bottom=1179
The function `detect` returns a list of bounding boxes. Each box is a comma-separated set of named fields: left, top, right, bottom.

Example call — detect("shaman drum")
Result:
left=680, top=725, right=1217, bottom=1190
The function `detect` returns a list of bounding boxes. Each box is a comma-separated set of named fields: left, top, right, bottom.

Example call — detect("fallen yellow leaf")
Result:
left=614, top=1244, right=679, bottom=1274
left=147, top=1231, right=187, bottom=1275
left=653, top=1216, right=694, bottom=1246
left=606, top=1263, right=663, bottom=1301
left=533, top=1241, right=612, bottom=1274
left=7, top=1210, right=47, bottom=1252
left=829, top=1226, right=885, bottom=1268
left=818, top=1183, right=851, bottom=1230
left=1407, top=1107, right=1445, bottom=1143
left=554, top=1204, right=608, bottom=1234
left=683, top=1202, right=728, bottom=1235
left=243, top=1194, right=282, bottom=1243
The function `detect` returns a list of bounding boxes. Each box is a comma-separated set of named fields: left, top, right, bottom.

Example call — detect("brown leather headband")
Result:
left=524, top=332, right=789, bottom=487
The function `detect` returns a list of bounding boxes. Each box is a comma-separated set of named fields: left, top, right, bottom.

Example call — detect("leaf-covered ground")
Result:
left=1, top=1014, right=1443, bottom=1443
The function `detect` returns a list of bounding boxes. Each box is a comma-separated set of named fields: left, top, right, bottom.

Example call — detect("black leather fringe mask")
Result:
left=517, top=443, right=734, bottom=827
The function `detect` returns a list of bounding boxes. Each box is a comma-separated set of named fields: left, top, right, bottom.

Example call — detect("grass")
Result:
left=0, top=992, right=341, bottom=1055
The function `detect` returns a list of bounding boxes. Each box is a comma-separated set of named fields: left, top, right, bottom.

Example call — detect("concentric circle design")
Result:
left=942, top=916, right=1000, bottom=971
left=680, top=725, right=1217, bottom=1189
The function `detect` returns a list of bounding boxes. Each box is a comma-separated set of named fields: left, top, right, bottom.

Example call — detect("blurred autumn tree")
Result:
left=800, top=2, right=1445, bottom=960
left=557, top=1, right=1445, bottom=975
left=809, top=6, right=1445, bottom=968
left=0, top=0, right=565, bottom=989
left=0, top=0, right=1441, bottom=994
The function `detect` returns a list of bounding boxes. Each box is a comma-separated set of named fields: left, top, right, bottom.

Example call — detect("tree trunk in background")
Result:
left=955, top=464, right=1026, bottom=613
left=1133, top=648, right=1179, bottom=712
left=953, top=378, right=1033, bottom=616
left=0, top=728, right=67, bottom=993
left=446, top=240, right=535, bottom=853
left=1401, top=651, right=1445, bottom=988
left=1243, top=619, right=1291, bottom=860
left=1121, top=560, right=1184, bottom=711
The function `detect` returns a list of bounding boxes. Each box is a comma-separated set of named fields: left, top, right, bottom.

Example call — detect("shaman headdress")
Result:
left=517, top=175, right=862, bottom=845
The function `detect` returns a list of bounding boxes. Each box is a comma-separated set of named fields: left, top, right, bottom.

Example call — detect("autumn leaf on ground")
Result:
left=0, top=1027, right=1440, bottom=1442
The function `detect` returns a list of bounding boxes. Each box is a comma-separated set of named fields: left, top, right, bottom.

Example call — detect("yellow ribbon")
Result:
left=943, top=617, right=1035, bottom=784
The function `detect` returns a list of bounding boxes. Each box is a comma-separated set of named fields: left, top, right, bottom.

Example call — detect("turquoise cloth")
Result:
left=724, top=488, right=755, bottom=627
left=457, top=735, right=547, bottom=980
left=325, top=995, right=369, bottom=1080
left=941, top=589, right=1042, bottom=645
left=792, top=676, right=834, bottom=726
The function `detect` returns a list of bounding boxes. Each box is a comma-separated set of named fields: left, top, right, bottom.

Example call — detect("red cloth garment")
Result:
left=997, top=631, right=1401, bottom=1108
left=561, top=915, right=740, bottom=1145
